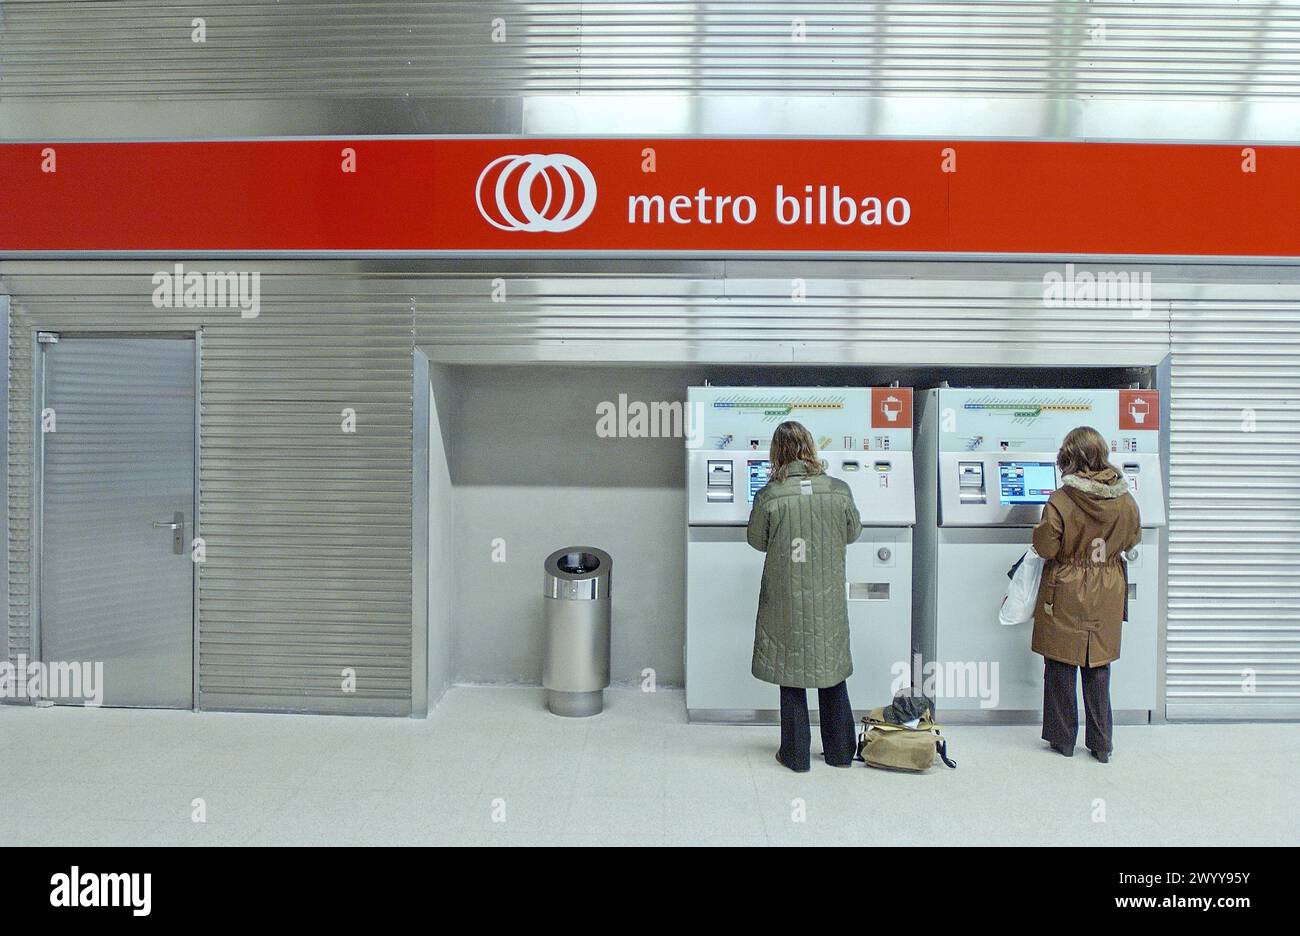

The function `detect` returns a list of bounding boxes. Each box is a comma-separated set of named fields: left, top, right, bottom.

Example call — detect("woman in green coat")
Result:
left=747, top=421, right=863, bottom=772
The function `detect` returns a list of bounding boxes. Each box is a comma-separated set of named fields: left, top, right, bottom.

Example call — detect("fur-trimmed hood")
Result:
left=1061, top=466, right=1129, bottom=499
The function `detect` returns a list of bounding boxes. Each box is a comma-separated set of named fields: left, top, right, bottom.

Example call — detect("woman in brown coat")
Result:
left=1031, top=426, right=1141, bottom=762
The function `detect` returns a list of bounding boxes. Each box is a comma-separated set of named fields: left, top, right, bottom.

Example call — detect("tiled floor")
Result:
left=2, top=686, right=1296, bottom=846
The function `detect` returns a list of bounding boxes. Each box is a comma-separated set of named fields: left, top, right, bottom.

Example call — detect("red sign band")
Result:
left=2, top=139, right=1297, bottom=255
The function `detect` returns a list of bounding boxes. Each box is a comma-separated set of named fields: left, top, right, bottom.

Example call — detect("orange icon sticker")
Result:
left=871, top=388, right=913, bottom=429
left=1119, top=390, right=1159, bottom=431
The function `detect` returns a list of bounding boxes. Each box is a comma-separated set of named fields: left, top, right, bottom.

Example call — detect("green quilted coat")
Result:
left=746, top=460, right=862, bottom=688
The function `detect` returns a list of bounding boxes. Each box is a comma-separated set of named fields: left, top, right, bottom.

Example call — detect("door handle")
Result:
left=153, top=511, right=186, bottom=554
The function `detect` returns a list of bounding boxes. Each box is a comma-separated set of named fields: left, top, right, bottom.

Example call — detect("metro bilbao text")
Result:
left=627, top=185, right=912, bottom=226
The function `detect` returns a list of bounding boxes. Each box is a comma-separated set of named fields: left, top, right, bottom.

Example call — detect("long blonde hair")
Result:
left=769, top=421, right=826, bottom=483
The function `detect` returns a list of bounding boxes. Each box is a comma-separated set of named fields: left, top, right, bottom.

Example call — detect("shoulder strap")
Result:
left=936, top=737, right=957, bottom=769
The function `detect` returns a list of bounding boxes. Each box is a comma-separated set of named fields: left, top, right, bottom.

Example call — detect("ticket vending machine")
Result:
left=913, top=388, right=1166, bottom=720
left=685, top=386, right=916, bottom=721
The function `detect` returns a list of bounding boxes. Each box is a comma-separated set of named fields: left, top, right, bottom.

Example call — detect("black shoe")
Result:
left=1090, top=748, right=1110, bottom=764
left=1049, top=741, right=1074, bottom=757
left=776, top=752, right=810, bottom=773
left=822, top=754, right=852, bottom=768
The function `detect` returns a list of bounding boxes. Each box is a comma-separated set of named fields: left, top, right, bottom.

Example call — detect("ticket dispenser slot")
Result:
left=849, top=582, right=891, bottom=600
left=1122, top=461, right=1140, bottom=494
left=957, top=461, right=986, bottom=504
left=706, top=459, right=734, bottom=503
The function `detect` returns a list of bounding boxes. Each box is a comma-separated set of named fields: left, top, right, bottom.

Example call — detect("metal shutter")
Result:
left=412, top=263, right=1171, bottom=365
left=4, top=309, right=34, bottom=667
left=2, top=1, right=1296, bottom=100
left=1168, top=297, right=1300, bottom=719
left=3, top=274, right=415, bottom=715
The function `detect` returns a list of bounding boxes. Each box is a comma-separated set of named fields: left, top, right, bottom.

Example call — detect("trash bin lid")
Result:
left=555, top=550, right=602, bottom=575
left=544, top=546, right=612, bottom=599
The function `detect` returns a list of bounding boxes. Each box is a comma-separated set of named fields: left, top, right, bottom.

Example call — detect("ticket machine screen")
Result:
left=747, top=460, right=770, bottom=504
left=998, top=461, right=1057, bottom=505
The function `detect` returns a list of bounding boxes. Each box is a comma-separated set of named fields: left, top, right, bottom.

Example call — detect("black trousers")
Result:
left=1042, top=658, right=1113, bottom=753
left=778, top=681, right=856, bottom=771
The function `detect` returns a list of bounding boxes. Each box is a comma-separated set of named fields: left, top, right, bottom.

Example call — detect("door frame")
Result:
left=30, top=329, right=202, bottom=710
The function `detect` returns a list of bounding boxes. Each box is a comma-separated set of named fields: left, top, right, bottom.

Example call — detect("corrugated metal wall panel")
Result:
left=413, top=269, right=1171, bottom=365
left=3, top=277, right=415, bottom=715
left=0, top=298, right=8, bottom=664
left=8, top=260, right=1299, bottom=723
left=1, top=0, right=1296, bottom=99
left=1168, top=302, right=1300, bottom=718
left=5, top=320, right=34, bottom=666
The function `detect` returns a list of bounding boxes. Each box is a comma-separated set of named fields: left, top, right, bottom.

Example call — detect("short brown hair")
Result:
left=769, top=421, right=826, bottom=482
left=1057, top=426, right=1112, bottom=476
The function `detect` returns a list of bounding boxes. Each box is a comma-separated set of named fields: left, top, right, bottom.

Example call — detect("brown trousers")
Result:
left=1042, top=658, right=1113, bottom=753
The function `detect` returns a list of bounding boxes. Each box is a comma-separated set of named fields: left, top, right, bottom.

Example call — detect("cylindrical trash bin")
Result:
left=543, top=546, right=612, bottom=717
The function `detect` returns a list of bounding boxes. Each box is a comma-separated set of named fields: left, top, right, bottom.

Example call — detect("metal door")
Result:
left=37, top=336, right=196, bottom=708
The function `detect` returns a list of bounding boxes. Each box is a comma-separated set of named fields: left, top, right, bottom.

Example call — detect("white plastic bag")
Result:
left=999, top=546, right=1044, bottom=626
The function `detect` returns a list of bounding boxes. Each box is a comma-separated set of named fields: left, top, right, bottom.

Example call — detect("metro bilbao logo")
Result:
left=474, top=154, right=912, bottom=234
left=476, top=153, right=597, bottom=232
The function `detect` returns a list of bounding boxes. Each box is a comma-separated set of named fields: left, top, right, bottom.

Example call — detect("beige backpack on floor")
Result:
left=855, top=706, right=958, bottom=772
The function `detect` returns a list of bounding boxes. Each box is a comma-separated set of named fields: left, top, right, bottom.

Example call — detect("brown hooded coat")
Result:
left=1030, top=466, right=1142, bottom=667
